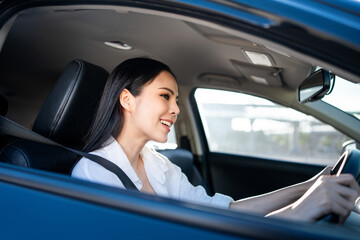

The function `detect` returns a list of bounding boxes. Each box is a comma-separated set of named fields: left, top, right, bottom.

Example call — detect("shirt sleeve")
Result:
left=170, top=162, right=234, bottom=209
left=181, top=173, right=233, bottom=209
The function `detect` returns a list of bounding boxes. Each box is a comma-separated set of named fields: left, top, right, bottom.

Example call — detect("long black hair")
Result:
left=82, top=57, right=175, bottom=152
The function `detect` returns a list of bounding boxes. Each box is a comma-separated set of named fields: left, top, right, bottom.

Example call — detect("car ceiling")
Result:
left=0, top=5, right=314, bottom=127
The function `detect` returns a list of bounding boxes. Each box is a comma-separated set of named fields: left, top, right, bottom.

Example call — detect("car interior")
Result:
left=0, top=4, right=359, bottom=213
left=0, top=58, right=203, bottom=187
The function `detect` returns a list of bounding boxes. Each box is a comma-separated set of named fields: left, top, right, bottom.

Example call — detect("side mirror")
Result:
left=298, top=69, right=332, bottom=103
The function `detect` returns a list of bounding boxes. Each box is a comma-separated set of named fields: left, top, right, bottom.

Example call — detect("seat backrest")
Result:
left=0, top=95, right=8, bottom=117
left=0, top=59, right=109, bottom=173
left=0, top=95, right=10, bottom=150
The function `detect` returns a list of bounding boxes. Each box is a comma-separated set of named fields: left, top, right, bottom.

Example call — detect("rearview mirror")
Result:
left=298, top=69, right=331, bottom=103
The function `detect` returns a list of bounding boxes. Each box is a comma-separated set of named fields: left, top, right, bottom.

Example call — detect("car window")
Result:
left=322, top=76, right=360, bottom=120
left=194, top=88, right=350, bottom=165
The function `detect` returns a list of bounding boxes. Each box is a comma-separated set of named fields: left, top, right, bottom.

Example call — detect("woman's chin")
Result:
left=153, top=136, right=168, bottom=144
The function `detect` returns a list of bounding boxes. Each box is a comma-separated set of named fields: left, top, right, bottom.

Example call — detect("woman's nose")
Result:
left=171, top=101, right=180, bottom=116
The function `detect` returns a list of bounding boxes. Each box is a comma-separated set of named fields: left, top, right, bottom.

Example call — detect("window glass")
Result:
left=194, top=88, right=350, bottom=165
left=322, top=76, right=360, bottom=120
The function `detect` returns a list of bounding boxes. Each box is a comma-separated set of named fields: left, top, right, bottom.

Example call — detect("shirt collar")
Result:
left=102, top=137, right=142, bottom=189
left=101, top=137, right=169, bottom=189
left=141, top=145, right=169, bottom=185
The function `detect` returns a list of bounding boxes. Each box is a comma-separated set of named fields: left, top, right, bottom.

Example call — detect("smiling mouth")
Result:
left=160, top=120, right=172, bottom=128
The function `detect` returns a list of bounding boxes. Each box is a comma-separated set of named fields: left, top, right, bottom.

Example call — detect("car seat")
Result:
left=0, top=95, right=8, bottom=117
left=0, top=59, right=108, bottom=173
left=0, top=95, right=9, bottom=150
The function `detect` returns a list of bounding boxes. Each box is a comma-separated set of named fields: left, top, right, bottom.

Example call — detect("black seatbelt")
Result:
left=0, top=115, right=138, bottom=191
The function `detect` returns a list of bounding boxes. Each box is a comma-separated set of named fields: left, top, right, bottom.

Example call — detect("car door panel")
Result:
left=207, top=152, right=324, bottom=200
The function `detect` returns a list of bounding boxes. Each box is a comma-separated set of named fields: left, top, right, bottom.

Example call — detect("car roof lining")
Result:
left=1, top=3, right=358, bottom=145
left=0, top=5, right=315, bottom=127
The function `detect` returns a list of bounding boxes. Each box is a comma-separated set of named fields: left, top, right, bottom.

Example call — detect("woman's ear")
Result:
left=119, top=89, right=135, bottom=112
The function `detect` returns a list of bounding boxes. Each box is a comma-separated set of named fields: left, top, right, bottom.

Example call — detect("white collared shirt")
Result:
left=71, top=137, right=233, bottom=209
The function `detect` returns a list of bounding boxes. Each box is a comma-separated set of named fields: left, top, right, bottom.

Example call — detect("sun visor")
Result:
left=197, top=73, right=240, bottom=88
left=231, top=60, right=283, bottom=87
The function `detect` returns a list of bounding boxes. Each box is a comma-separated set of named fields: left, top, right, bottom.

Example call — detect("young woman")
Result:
left=72, top=57, right=360, bottom=223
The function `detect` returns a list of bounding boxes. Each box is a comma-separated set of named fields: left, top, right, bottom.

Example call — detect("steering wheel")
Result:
left=331, top=149, right=360, bottom=182
left=321, top=149, right=360, bottom=223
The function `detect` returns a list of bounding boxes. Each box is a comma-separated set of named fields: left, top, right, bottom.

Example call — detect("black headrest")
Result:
left=32, top=60, right=108, bottom=148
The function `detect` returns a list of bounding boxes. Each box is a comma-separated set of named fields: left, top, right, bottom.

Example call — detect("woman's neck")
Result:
left=116, top=125, right=156, bottom=195
left=115, top=127, right=147, bottom=170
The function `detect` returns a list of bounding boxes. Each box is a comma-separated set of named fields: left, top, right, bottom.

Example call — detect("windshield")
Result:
left=322, top=76, right=360, bottom=120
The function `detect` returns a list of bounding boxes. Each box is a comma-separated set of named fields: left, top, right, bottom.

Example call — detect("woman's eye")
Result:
left=161, top=94, right=170, bottom=100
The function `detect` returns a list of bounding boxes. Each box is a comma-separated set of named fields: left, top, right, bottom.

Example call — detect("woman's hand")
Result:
left=307, top=166, right=332, bottom=183
left=273, top=174, right=360, bottom=223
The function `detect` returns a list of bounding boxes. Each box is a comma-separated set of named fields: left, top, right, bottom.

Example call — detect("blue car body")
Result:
left=0, top=0, right=359, bottom=239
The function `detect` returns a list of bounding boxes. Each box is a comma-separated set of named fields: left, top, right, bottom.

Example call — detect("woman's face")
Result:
left=130, top=70, right=180, bottom=143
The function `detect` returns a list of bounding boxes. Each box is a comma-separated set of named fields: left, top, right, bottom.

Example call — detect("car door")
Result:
left=191, top=88, right=349, bottom=200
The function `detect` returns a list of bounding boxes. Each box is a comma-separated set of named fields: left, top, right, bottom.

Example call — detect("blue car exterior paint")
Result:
left=0, top=0, right=360, bottom=239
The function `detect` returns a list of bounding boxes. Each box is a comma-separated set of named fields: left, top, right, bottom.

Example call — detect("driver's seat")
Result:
left=0, top=59, right=109, bottom=173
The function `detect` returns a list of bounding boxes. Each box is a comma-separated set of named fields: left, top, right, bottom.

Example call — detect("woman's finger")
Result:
left=323, top=174, right=360, bottom=195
